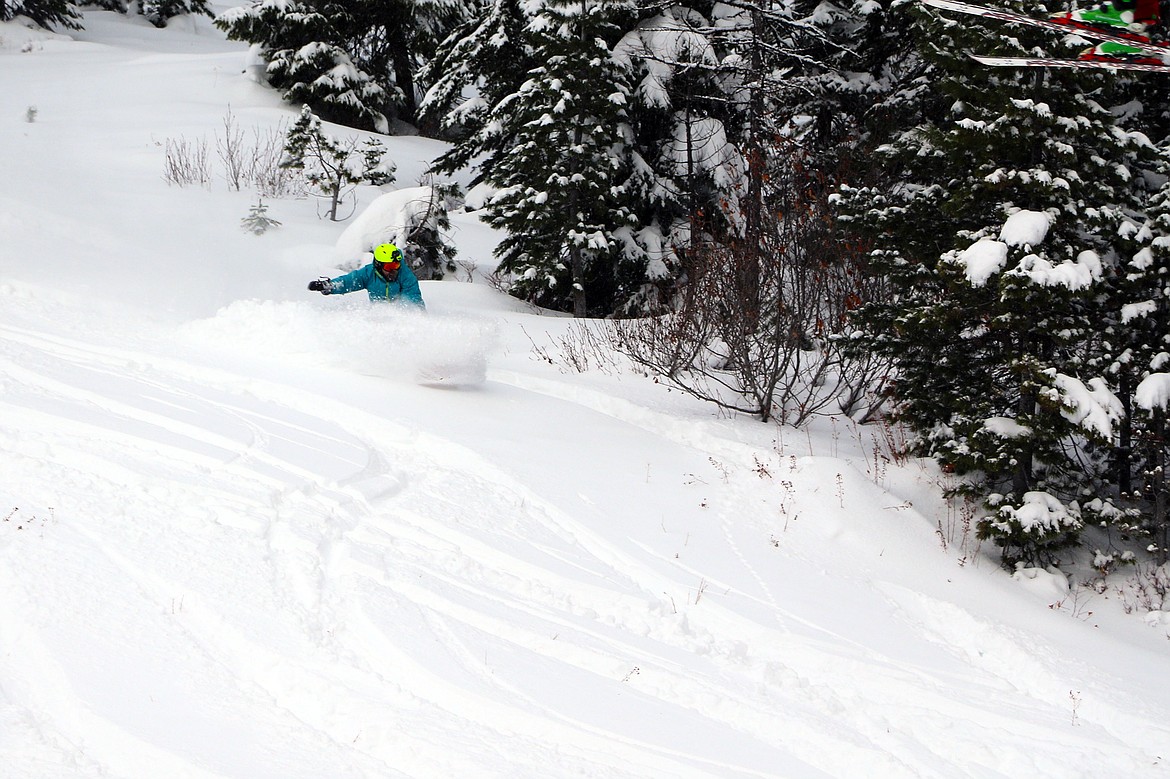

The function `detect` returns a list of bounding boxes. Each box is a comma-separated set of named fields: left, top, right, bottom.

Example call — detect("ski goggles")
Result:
left=376, top=259, right=401, bottom=272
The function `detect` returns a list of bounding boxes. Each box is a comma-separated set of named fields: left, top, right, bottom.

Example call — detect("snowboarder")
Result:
left=308, top=243, right=426, bottom=308
left=1051, top=0, right=1162, bottom=62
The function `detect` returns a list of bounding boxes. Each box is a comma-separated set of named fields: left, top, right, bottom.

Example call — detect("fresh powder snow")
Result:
left=2, top=6, right=1170, bottom=779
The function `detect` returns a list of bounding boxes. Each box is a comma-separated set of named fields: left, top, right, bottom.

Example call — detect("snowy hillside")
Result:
left=2, top=8, right=1169, bottom=778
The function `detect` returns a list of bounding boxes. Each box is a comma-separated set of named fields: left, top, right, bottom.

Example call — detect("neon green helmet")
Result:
left=374, top=243, right=403, bottom=265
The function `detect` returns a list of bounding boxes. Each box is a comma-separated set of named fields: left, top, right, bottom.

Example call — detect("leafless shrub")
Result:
left=455, top=259, right=477, bottom=283
left=1117, top=563, right=1170, bottom=613
left=936, top=491, right=979, bottom=558
left=524, top=320, right=624, bottom=375
left=609, top=141, right=891, bottom=425
left=246, top=123, right=301, bottom=198
left=163, top=136, right=211, bottom=188
left=164, top=111, right=300, bottom=197
left=217, top=106, right=247, bottom=191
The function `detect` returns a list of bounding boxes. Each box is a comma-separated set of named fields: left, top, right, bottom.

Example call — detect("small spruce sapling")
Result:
left=360, top=138, right=396, bottom=186
left=241, top=198, right=281, bottom=234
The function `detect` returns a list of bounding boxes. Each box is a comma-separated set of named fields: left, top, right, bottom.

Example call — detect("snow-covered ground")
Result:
left=2, top=8, right=1169, bottom=778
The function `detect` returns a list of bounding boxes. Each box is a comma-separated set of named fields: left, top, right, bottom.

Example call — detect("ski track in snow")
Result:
left=3, top=299, right=1168, bottom=779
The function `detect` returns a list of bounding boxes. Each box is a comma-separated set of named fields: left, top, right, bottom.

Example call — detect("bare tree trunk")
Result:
left=738, top=0, right=767, bottom=327
left=569, top=0, right=589, bottom=318
left=1014, top=383, right=1035, bottom=498
left=1154, top=407, right=1168, bottom=564
left=1118, top=372, right=1133, bottom=495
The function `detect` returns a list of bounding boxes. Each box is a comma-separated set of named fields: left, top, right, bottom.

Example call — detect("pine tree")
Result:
left=482, top=0, right=638, bottom=316
left=76, top=0, right=210, bottom=26
left=1112, top=178, right=1170, bottom=562
left=420, top=0, right=539, bottom=171
left=400, top=182, right=461, bottom=279
left=280, top=105, right=397, bottom=221
left=241, top=197, right=282, bottom=234
left=327, top=0, right=472, bottom=127
left=774, top=0, right=934, bottom=188
left=427, top=0, right=747, bottom=315
left=837, top=0, right=1161, bottom=566
left=141, top=0, right=211, bottom=27
left=1078, top=25, right=1170, bottom=564
left=611, top=4, right=740, bottom=313
left=2, top=0, right=82, bottom=29
left=216, top=0, right=473, bottom=131
left=217, top=2, right=390, bottom=132
left=673, top=0, right=834, bottom=323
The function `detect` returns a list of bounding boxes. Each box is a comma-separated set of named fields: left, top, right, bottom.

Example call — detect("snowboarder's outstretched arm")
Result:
left=327, top=265, right=375, bottom=296
left=308, top=266, right=371, bottom=295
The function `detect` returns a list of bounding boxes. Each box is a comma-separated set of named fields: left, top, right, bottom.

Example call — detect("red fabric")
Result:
left=1121, top=0, right=1161, bottom=24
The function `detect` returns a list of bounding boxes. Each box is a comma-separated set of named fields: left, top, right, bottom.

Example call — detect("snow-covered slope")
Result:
left=2, top=9, right=1168, bottom=778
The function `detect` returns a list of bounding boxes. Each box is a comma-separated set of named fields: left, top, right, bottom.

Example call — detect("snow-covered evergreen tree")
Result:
left=241, top=197, right=282, bottom=234
left=341, top=0, right=474, bottom=127
left=217, top=0, right=472, bottom=131
left=1112, top=180, right=1170, bottom=561
left=420, top=0, right=539, bottom=171
left=402, top=182, right=461, bottom=279
left=141, top=0, right=211, bottom=26
left=2, top=0, right=82, bottom=29
left=837, top=0, right=1162, bottom=566
left=78, top=0, right=210, bottom=26
left=611, top=4, right=741, bottom=313
left=681, top=0, right=834, bottom=321
left=216, top=1, right=391, bottom=132
left=426, top=0, right=717, bottom=314
left=483, top=0, right=638, bottom=316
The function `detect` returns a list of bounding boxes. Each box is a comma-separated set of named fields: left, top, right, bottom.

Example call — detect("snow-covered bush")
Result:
left=2, top=0, right=81, bottom=29
left=981, top=491, right=1084, bottom=567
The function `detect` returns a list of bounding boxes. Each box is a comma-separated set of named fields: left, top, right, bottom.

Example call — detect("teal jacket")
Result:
left=329, top=262, right=425, bottom=308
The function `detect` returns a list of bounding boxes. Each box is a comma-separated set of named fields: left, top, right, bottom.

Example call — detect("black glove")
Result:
left=308, top=278, right=332, bottom=294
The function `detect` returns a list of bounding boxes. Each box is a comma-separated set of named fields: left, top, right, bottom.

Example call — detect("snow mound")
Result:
left=0, top=18, right=71, bottom=52
left=1144, top=610, right=1170, bottom=637
left=334, top=186, right=446, bottom=264
left=1012, top=565, right=1070, bottom=604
